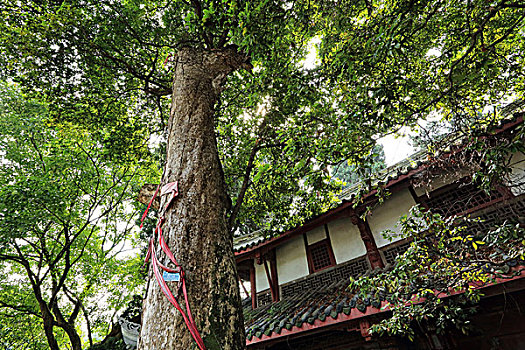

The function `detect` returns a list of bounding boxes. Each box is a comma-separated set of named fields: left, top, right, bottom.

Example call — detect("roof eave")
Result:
left=246, top=270, right=525, bottom=347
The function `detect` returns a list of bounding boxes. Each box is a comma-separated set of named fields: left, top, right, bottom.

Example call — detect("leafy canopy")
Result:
left=2, top=0, right=525, bottom=235
left=0, top=82, right=153, bottom=349
left=1, top=0, right=525, bottom=346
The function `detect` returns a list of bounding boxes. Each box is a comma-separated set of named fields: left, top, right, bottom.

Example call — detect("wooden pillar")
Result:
left=249, top=260, right=257, bottom=310
left=262, top=250, right=279, bottom=302
left=302, top=233, right=313, bottom=272
left=350, top=215, right=385, bottom=269
left=269, top=251, right=279, bottom=302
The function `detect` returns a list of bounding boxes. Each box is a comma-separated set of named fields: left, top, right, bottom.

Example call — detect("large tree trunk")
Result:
left=139, top=47, right=249, bottom=350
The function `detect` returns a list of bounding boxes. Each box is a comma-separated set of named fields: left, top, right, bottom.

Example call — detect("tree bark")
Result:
left=26, top=264, right=59, bottom=350
left=139, top=47, right=249, bottom=350
left=60, top=323, right=83, bottom=350
left=41, top=307, right=60, bottom=350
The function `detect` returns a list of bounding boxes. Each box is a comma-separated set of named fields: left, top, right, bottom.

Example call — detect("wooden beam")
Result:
left=303, top=233, right=313, bottom=273
left=249, top=260, right=257, bottom=309
left=263, top=259, right=276, bottom=302
left=262, top=251, right=279, bottom=303
left=350, top=215, right=385, bottom=269
left=239, top=276, right=250, bottom=298
left=324, top=224, right=337, bottom=267
left=269, top=251, right=279, bottom=302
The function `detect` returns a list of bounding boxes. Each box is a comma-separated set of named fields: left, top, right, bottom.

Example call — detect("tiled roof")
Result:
left=233, top=230, right=267, bottom=252
left=339, top=149, right=427, bottom=201
left=243, top=260, right=525, bottom=344
left=243, top=275, right=373, bottom=341
left=233, top=232, right=268, bottom=253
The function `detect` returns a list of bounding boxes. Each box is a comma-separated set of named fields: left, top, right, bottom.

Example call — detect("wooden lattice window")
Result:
left=468, top=198, right=525, bottom=233
left=422, top=180, right=510, bottom=217
left=306, top=239, right=336, bottom=273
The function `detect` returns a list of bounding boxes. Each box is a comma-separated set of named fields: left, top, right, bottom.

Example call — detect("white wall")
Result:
left=275, top=236, right=309, bottom=285
left=367, top=189, right=417, bottom=248
left=509, top=151, right=525, bottom=195
left=327, top=217, right=366, bottom=264
left=255, top=260, right=269, bottom=292
left=305, top=225, right=326, bottom=244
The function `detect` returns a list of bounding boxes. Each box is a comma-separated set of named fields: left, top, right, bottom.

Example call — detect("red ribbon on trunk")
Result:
left=141, top=182, right=206, bottom=350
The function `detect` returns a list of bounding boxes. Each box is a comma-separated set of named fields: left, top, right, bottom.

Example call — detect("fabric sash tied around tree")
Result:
left=141, top=181, right=206, bottom=350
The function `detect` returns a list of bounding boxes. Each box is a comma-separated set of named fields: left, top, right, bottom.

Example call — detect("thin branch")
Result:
left=190, top=0, right=213, bottom=48
left=228, top=142, right=259, bottom=231
left=28, top=134, right=46, bottom=172
left=0, top=300, right=40, bottom=318
left=501, top=2, right=525, bottom=8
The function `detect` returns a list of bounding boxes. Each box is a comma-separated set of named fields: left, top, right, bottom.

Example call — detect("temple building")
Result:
left=234, top=115, right=525, bottom=350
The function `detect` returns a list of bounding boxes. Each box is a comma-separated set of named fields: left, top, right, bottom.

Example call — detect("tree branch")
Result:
left=28, top=134, right=46, bottom=172
left=228, top=142, right=260, bottom=231
left=190, top=0, right=214, bottom=48
left=0, top=300, right=40, bottom=318
left=501, top=2, right=525, bottom=8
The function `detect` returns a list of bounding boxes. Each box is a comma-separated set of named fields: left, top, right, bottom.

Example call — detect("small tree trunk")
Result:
left=61, top=324, right=83, bottom=350
left=51, top=302, right=83, bottom=350
left=41, top=311, right=60, bottom=350
left=139, top=47, right=249, bottom=350
left=34, top=286, right=59, bottom=350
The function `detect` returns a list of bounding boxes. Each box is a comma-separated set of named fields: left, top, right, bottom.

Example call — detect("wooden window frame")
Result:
left=304, top=225, right=336, bottom=273
left=418, top=177, right=513, bottom=218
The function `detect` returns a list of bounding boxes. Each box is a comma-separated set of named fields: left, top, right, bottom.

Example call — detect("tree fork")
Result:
left=139, top=47, right=250, bottom=350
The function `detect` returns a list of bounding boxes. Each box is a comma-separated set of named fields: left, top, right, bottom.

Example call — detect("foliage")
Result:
left=411, top=118, right=525, bottom=197
left=318, top=0, right=525, bottom=131
left=0, top=83, right=152, bottom=349
left=1, top=0, right=524, bottom=237
left=0, top=311, right=50, bottom=350
left=349, top=205, right=525, bottom=340
left=332, top=144, right=386, bottom=189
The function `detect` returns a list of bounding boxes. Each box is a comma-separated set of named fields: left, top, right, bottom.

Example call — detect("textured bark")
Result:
left=139, top=47, right=249, bottom=350
left=51, top=299, right=83, bottom=350
left=138, top=183, right=161, bottom=210
left=59, top=322, right=82, bottom=350
left=32, top=277, right=59, bottom=350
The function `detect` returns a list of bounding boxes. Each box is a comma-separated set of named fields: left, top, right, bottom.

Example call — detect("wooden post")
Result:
left=350, top=215, right=385, bottom=269
left=262, top=250, right=279, bottom=302
left=302, top=233, right=313, bottom=272
left=269, top=251, right=279, bottom=302
left=249, top=259, right=257, bottom=309
left=239, top=277, right=250, bottom=298
left=359, top=319, right=372, bottom=341
left=263, top=259, right=275, bottom=301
